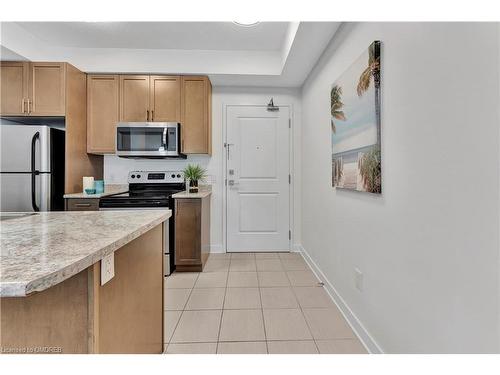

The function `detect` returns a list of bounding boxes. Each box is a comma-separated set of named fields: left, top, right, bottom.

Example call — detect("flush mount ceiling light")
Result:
left=233, top=20, right=260, bottom=27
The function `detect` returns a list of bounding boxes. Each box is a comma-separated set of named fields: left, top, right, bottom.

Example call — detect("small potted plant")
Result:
left=183, top=164, right=206, bottom=193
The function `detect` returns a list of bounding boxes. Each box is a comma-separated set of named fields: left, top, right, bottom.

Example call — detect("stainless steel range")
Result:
left=99, top=170, right=185, bottom=275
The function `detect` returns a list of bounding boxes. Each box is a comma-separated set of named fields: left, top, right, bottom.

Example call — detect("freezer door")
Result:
left=0, top=124, right=51, bottom=172
left=0, top=172, right=51, bottom=212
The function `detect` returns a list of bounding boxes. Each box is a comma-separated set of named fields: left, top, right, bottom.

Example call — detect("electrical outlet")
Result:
left=354, top=268, right=363, bottom=292
left=101, top=253, right=115, bottom=285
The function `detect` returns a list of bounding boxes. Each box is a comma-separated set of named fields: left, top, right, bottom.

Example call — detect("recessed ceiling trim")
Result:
left=0, top=21, right=341, bottom=87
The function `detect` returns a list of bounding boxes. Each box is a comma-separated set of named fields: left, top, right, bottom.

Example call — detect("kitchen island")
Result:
left=0, top=210, right=170, bottom=354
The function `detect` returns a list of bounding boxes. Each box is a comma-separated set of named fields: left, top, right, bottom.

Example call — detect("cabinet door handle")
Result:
left=147, top=110, right=150, bottom=121
left=27, top=99, right=31, bottom=114
left=151, top=110, right=154, bottom=121
left=22, top=98, right=26, bottom=114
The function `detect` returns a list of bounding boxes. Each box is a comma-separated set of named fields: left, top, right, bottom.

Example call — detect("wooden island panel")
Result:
left=0, top=269, right=89, bottom=354
left=0, top=224, right=164, bottom=354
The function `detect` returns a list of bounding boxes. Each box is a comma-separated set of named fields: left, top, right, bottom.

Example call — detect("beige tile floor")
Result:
left=163, top=252, right=367, bottom=354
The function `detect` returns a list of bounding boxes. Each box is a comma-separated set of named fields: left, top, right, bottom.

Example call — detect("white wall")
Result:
left=300, top=22, right=500, bottom=353
left=105, top=85, right=302, bottom=252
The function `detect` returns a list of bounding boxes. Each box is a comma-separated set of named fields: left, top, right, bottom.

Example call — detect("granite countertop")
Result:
left=0, top=210, right=171, bottom=297
left=172, top=187, right=212, bottom=199
left=63, top=184, right=128, bottom=199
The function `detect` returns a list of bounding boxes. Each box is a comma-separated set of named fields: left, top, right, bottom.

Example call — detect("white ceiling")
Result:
left=0, top=45, right=27, bottom=60
left=0, top=21, right=340, bottom=87
left=14, top=22, right=289, bottom=51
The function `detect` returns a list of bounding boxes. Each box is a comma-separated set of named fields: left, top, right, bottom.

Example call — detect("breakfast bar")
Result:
left=0, top=210, right=170, bottom=354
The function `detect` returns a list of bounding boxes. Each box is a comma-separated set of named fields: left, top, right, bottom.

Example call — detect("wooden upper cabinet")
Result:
left=87, top=75, right=120, bottom=154
left=181, top=76, right=212, bottom=154
left=1, top=62, right=65, bottom=116
left=150, top=76, right=180, bottom=122
left=86, top=74, right=211, bottom=155
left=119, top=75, right=150, bottom=122
left=29, top=62, right=66, bottom=116
left=0, top=62, right=29, bottom=115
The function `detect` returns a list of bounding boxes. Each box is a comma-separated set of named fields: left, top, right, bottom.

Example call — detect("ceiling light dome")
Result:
left=233, top=20, right=260, bottom=27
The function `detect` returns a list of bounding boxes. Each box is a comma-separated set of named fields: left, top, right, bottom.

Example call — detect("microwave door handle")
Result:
left=163, top=128, right=167, bottom=148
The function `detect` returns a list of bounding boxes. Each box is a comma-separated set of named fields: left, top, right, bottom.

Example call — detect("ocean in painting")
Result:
left=331, top=41, right=381, bottom=193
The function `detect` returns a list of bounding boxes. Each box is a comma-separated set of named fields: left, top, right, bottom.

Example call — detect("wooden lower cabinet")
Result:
left=174, top=196, right=210, bottom=272
left=65, top=198, right=100, bottom=211
left=0, top=225, right=164, bottom=354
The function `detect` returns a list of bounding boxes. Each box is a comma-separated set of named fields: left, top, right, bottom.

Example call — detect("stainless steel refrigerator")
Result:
left=0, top=124, right=65, bottom=212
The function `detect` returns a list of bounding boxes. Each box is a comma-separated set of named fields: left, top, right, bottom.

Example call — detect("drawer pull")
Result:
left=75, top=203, right=91, bottom=207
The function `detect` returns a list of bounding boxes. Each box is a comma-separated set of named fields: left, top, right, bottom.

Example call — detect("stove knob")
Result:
left=171, top=174, right=176, bottom=178
left=131, top=174, right=136, bottom=179
left=137, top=174, right=141, bottom=179
left=177, top=174, right=181, bottom=178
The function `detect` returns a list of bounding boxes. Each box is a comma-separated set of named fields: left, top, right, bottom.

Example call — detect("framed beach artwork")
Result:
left=331, top=40, right=381, bottom=194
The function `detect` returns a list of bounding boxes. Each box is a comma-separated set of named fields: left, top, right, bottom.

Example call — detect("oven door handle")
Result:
left=99, top=207, right=171, bottom=211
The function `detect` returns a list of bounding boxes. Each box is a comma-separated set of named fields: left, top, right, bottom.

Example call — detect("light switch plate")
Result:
left=101, top=253, right=115, bottom=286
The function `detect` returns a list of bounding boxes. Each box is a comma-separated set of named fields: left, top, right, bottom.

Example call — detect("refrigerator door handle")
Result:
left=31, top=132, right=40, bottom=212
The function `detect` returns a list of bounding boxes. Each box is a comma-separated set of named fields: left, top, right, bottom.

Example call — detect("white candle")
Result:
left=83, top=177, right=95, bottom=192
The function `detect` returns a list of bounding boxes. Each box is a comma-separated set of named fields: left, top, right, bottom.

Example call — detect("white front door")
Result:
left=226, top=105, right=290, bottom=252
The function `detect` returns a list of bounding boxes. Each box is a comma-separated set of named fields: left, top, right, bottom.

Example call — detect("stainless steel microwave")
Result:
left=116, top=122, right=185, bottom=158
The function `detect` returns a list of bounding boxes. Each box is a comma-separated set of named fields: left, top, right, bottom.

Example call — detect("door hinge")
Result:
left=289, top=230, right=291, bottom=240
left=288, top=118, right=291, bottom=128
left=288, top=174, right=291, bottom=184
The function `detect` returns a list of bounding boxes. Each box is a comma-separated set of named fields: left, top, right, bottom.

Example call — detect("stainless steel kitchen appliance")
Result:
left=99, top=171, right=185, bottom=276
left=116, top=122, right=186, bottom=158
left=0, top=124, right=65, bottom=212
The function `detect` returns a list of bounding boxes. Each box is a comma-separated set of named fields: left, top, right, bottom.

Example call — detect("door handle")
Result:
left=31, top=131, right=40, bottom=212
left=22, top=98, right=27, bottom=114
left=228, top=180, right=239, bottom=186
left=226, top=143, right=234, bottom=160
left=147, top=110, right=150, bottom=121
left=151, top=110, right=154, bottom=121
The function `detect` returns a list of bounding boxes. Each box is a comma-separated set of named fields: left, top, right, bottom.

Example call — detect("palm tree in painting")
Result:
left=330, top=85, right=346, bottom=133
left=356, top=41, right=381, bottom=144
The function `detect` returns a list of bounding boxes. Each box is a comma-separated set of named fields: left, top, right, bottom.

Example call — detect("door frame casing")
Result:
left=222, top=103, right=294, bottom=253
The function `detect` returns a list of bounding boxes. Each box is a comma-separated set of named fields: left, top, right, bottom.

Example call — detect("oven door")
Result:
left=116, top=122, right=179, bottom=157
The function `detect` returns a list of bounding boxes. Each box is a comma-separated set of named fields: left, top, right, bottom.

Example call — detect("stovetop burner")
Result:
left=99, top=171, right=185, bottom=209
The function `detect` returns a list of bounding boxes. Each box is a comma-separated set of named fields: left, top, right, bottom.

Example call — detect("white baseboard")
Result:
left=297, top=244, right=383, bottom=354
left=210, top=244, right=302, bottom=254
left=209, top=244, right=225, bottom=253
